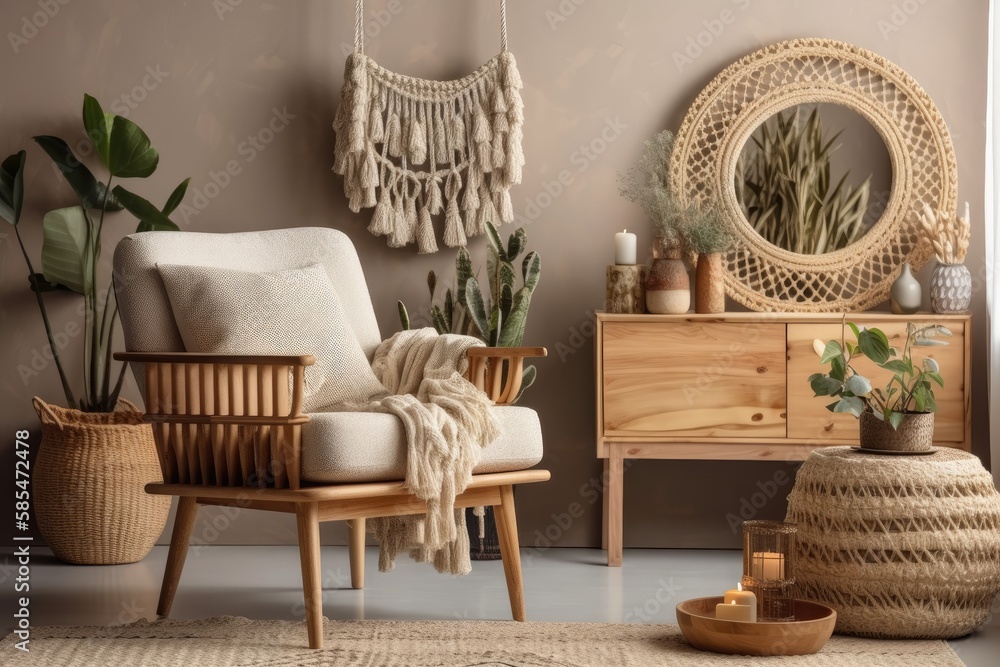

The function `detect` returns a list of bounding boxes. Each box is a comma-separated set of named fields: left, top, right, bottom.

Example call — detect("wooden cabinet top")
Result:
left=596, top=311, right=971, bottom=324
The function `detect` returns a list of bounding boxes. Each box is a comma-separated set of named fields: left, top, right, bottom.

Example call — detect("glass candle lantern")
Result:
left=741, top=520, right=796, bottom=621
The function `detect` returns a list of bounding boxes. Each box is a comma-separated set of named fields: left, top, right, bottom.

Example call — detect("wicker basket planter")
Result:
left=858, top=410, right=933, bottom=452
left=32, top=397, right=170, bottom=565
left=786, top=447, right=1000, bottom=639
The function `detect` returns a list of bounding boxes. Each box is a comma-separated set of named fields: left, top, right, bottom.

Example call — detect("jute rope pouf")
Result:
left=786, top=447, right=1000, bottom=639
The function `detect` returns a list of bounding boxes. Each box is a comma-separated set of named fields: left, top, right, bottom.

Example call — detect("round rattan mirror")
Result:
left=670, top=38, right=957, bottom=312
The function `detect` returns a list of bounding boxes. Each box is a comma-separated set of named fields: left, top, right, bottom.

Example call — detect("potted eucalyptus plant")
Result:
left=808, top=322, right=950, bottom=452
left=1, top=94, right=188, bottom=564
left=681, top=202, right=734, bottom=314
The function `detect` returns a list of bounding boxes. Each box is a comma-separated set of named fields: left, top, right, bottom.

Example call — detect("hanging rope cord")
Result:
left=354, top=0, right=508, bottom=54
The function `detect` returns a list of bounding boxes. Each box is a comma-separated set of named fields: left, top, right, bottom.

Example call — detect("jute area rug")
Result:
left=1, top=616, right=963, bottom=666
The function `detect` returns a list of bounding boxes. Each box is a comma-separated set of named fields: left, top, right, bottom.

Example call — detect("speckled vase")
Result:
left=930, top=263, right=972, bottom=313
left=889, top=263, right=921, bottom=315
left=645, top=236, right=690, bottom=314
left=695, top=252, right=725, bottom=314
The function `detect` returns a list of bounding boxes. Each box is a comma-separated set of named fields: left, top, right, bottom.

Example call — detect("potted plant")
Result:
left=681, top=203, right=734, bottom=314
left=1, top=94, right=189, bottom=564
left=808, top=322, right=950, bottom=452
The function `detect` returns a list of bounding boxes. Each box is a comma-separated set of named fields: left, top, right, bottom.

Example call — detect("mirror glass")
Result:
left=735, top=103, right=893, bottom=255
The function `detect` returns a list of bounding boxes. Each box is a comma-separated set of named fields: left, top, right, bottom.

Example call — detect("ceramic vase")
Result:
left=889, top=263, right=921, bottom=314
left=695, top=252, right=725, bottom=314
left=930, top=263, right=972, bottom=313
left=646, top=236, right=690, bottom=314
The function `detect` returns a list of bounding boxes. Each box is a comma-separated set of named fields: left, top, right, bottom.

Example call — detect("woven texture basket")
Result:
left=32, top=397, right=170, bottom=565
left=786, top=446, right=1000, bottom=639
left=858, top=411, right=934, bottom=452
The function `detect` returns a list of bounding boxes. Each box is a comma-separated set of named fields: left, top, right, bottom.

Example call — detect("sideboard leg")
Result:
left=607, top=444, right=624, bottom=567
left=601, top=459, right=609, bottom=551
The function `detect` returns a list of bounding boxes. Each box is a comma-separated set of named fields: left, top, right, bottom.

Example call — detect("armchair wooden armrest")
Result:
left=113, top=351, right=316, bottom=489
left=465, top=346, right=547, bottom=405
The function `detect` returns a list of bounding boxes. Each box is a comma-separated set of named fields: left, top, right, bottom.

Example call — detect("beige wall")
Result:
left=0, top=0, right=990, bottom=549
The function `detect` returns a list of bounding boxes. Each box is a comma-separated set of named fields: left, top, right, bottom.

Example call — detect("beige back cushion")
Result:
left=156, top=263, right=386, bottom=412
left=113, top=227, right=382, bottom=359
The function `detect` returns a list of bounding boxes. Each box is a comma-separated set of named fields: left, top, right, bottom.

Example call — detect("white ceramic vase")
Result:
left=889, top=263, right=921, bottom=314
left=930, top=263, right=972, bottom=313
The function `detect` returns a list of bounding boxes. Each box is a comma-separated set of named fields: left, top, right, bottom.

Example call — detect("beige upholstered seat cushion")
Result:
left=157, top=263, right=385, bottom=413
left=301, top=406, right=543, bottom=483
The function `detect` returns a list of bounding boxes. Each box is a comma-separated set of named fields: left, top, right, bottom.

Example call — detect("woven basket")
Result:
left=859, top=411, right=934, bottom=451
left=786, top=447, right=1000, bottom=639
left=32, top=397, right=171, bottom=565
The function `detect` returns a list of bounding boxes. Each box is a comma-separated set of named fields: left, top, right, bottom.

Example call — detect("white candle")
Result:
left=751, top=551, right=785, bottom=580
left=716, top=599, right=757, bottom=622
left=723, top=582, right=757, bottom=607
left=614, top=229, right=637, bottom=265
left=963, top=201, right=970, bottom=223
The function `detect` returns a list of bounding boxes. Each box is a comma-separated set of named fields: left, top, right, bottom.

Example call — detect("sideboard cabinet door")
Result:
left=786, top=320, right=967, bottom=444
left=601, top=321, right=787, bottom=439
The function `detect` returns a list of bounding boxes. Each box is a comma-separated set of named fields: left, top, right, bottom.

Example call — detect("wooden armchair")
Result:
left=112, top=228, right=549, bottom=649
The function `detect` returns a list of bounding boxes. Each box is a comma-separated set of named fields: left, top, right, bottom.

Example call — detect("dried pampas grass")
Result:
left=919, top=202, right=970, bottom=264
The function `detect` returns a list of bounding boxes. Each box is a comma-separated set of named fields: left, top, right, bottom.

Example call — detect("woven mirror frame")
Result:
left=670, top=38, right=958, bottom=312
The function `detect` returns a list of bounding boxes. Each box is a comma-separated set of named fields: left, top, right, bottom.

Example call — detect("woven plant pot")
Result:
left=787, top=447, right=1000, bottom=639
left=858, top=410, right=933, bottom=452
left=32, top=397, right=170, bottom=565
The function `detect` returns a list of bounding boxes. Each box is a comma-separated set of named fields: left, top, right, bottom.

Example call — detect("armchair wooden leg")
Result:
left=493, top=484, right=526, bottom=622
left=157, top=496, right=200, bottom=617
left=348, top=518, right=365, bottom=590
left=296, top=502, right=323, bottom=650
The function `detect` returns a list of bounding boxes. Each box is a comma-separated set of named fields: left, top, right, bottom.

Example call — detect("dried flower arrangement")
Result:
left=682, top=202, right=735, bottom=255
left=617, top=130, right=688, bottom=246
left=919, top=202, right=970, bottom=264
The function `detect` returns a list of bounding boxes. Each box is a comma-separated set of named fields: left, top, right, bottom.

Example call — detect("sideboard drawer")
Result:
left=786, top=321, right=967, bottom=444
left=601, top=322, right=787, bottom=438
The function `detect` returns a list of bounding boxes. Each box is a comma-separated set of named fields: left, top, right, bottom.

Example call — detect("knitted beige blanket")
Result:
left=363, top=328, right=499, bottom=575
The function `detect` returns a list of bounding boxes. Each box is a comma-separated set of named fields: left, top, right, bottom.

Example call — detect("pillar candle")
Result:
left=614, top=229, right=637, bottom=265
left=751, top=551, right=785, bottom=580
left=723, top=583, right=757, bottom=607
left=715, top=599, right=757, bottom=622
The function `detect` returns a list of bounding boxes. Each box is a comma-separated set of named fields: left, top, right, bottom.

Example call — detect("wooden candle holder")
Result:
left=606, top=265, right=646, bottom=314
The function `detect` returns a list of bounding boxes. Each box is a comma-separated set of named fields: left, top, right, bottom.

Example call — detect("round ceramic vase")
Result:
left=889, top=263, right=921, bottom=314
left=646, top=236, right=690, bottom=314
left=930, top=263, right=972, bottom=313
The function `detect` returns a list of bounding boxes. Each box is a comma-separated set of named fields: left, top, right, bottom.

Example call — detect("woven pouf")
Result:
left=786, top=446, right=1000, bottom=639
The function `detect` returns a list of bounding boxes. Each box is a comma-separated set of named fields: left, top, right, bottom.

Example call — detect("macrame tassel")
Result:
left=465, top=204, right=480, bottom=238
left=492, top=111, right=509, bottom=136
left=368, top=97, right=385, bottom=144
left=433, top=109, right=448, bottom=159
left=479, top=184, right=499, bottom=230
left=388, top=196, right=407, bottom=248
left=473, top=107, right=492, bottom=144
left=404, top=194, right=418, bottom=244
left=449, top=115, right=466, bottom=154
left=417, top=205, right=438, bottom=254
left=428, top=176, right=444, bottom=215
left=409, top=118, right=427, bottom=165
left=368, top=187, right=393, bottom=236
left=462, top=167, right=481, bottom=212
left=491, top=132, right=505, bottom=170
left=444, top=198, right=466, bottom=248
left=497, top=189, right=514, bottom=225
left=501, top=52, right=523, bottom=89
left=386, top=111, right=402, bottom=158
left=346, top=56, right=369, bottom=154
left=359, top=148, right=378, bottom=209
left=505, top=130, right=524, bottom=185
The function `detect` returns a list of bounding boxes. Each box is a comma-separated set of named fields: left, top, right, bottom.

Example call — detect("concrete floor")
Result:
left=2, top=546, right=996, bottom=664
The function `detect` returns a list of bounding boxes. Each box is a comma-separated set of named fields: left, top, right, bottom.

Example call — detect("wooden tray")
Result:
left=676, top=596, right=836, bottom=656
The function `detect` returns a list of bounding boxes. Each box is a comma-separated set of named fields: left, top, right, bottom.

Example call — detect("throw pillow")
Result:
left=157, top=263, right=385, bottom=413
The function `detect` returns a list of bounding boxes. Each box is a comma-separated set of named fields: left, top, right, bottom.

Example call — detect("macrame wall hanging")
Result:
left=333, top=0, right=525, bottom=253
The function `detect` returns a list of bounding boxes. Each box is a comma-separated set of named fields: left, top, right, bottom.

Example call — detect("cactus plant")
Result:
left=398, top=225, right=541, bottom=400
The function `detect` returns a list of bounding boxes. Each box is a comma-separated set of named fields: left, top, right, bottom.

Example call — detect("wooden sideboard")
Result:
left=595, top=311, right=972, bottom=566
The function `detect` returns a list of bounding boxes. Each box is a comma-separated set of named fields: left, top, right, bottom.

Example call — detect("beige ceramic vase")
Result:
left=646, top=236, right=690, bottom=314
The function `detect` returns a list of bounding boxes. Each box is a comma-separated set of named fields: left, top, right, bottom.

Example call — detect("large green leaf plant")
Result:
left=1, top=94, right=189, bottom=412
left=808, top=322, right=951, bottom=429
